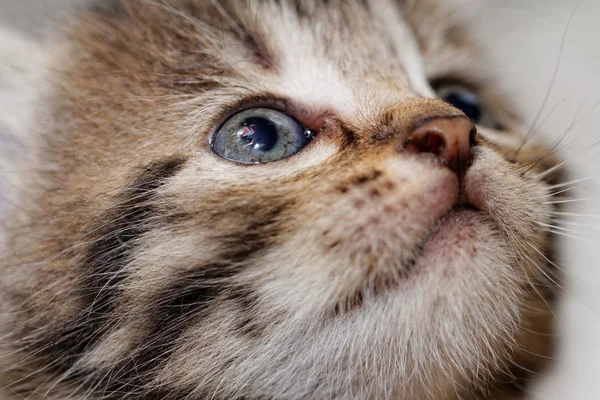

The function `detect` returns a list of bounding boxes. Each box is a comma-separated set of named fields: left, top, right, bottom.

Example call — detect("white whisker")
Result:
left=545, top=176, right=596, bottom=191
left=538, top=186, right=579, bottom=199
left=536, top=221, right=591, bottom=237
left=514, top=2, right=581, bottom=156
left=550, top=211, right=600, bottom=219
left=543, top=197, right=590, bottom=205
left=527, top=244, right=600, bottom=317
left=551, top=219, right=600, bottom=231
left=547, top=229, right=598, bottom=245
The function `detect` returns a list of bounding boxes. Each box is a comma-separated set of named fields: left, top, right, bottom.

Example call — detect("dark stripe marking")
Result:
left=95, top=202, right=288, bottom=396
left=38, top=157, right=186, bottom=371
left=230, top=285, right=263, bottom=338
left=339, top=124, right=358, bottom=148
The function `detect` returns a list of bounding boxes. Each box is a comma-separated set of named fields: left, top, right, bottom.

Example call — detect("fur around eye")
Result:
left=212, top=108, right=313, bottom=164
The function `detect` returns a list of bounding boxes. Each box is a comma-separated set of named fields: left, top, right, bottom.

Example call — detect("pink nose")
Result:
left=404, top=116, right=476, bottom=176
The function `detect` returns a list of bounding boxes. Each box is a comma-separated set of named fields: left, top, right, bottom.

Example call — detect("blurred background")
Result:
left=0, top=0, right=599, bottom=398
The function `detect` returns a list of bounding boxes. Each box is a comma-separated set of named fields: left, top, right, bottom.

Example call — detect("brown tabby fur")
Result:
left=0, top=0, right=559, bottom=399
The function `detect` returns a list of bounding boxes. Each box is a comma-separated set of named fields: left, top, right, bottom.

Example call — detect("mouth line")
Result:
left=332, top=204, right=481, bottom=317
left=404, top=204, right=479, bottom=272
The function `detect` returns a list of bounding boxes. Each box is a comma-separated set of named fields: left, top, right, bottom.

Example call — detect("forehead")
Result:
left=193, top=0, right=474, bottom=120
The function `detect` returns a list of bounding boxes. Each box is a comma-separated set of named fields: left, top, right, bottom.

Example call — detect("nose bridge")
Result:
left=389, top=98, right=466, bottom=129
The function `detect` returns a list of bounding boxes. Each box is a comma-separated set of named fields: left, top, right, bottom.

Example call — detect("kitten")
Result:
left=0, top=0, right=560, bottom=399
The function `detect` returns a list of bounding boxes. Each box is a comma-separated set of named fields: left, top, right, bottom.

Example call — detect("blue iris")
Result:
left=440, top=90, right=482, bottom=123
left=212, top=108, right=311, bottom=164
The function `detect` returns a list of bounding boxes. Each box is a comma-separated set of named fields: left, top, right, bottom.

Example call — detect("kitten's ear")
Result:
left=0, top=27, right=46, bottom=221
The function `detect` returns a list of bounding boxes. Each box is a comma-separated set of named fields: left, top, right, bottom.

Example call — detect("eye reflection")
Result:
left=238, top=118, right=279, bottom=152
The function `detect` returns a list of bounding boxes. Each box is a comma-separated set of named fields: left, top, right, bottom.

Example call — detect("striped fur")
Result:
left=0, top=1, right=558, bottom=399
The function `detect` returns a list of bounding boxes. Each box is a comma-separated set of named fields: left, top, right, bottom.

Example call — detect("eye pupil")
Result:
left=237, top=118, right=279, bottom=152
left=441, top=91, right=482, bottom=123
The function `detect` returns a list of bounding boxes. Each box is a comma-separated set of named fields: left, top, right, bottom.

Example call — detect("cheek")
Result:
left=311, top=156, right=458, bottom=263
left=477, top=126, right=558, bottom=170
left=465, top=147, right=552, bottom=243
left=412, top=210, right=514, bottom=286
left=476, top=127, right=524, bottom=151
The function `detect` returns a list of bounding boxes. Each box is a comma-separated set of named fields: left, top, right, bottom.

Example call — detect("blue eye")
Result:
left=440, top=90, right=482, bottom=122
left=212, top=108, right=312, bottom=164
left=437, top=85, right=503, bottom=129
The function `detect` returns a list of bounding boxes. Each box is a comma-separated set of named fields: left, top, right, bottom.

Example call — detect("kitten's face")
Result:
left=0, top=1, right=557, bottom=399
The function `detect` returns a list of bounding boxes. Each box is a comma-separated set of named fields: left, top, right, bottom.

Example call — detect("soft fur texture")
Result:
left=0, top=1, right=560, bottom=399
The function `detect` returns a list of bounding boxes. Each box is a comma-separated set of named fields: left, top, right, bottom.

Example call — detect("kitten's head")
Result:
left=1, top=1, right=558, bottom=399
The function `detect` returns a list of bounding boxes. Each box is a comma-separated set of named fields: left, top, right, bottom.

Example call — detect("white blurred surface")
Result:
left=0, top=0, right=599, bottom=398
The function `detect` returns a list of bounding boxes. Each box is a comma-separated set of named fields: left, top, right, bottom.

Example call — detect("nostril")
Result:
left=405, top=132, right=447, bottom=157
left=403, top=116, right=476, bottom=176
left=425, top=132, right=446, bottom=157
